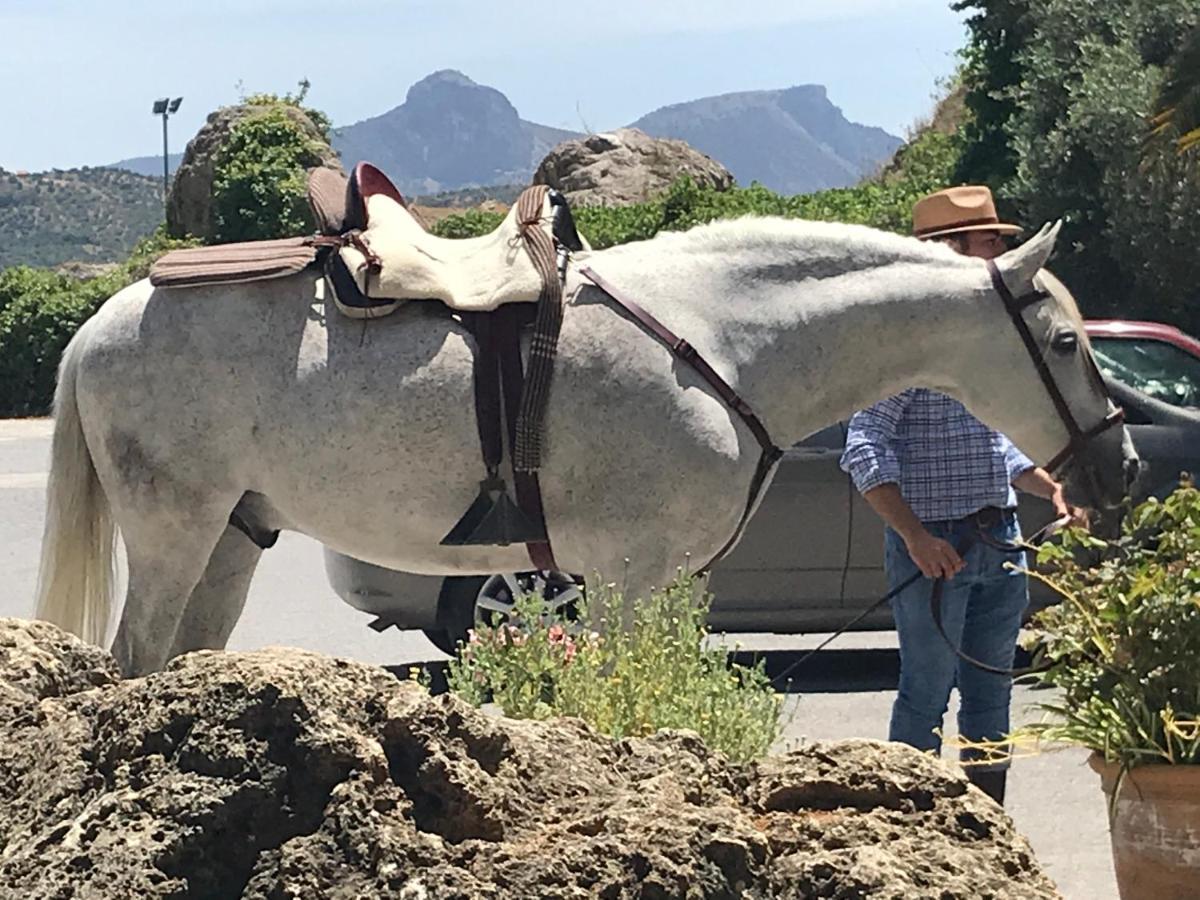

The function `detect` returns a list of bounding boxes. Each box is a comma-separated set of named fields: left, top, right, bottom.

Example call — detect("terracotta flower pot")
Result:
left=1089, top=753, right=1200, bottom=899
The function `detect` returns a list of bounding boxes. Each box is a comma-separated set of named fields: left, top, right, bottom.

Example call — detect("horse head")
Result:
left=950, top=222, right=1138, bottom=509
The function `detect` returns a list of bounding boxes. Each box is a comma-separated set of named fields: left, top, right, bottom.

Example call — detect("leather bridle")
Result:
left=986, top=259, right=1125, bottom=474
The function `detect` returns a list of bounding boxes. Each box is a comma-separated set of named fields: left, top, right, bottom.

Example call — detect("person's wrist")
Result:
left=897, top=522, right=928, bottom=547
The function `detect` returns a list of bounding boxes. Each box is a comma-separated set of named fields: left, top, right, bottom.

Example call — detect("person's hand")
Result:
left=904, top=529, right=966, bottom=580
left=1051, top=485, right=1090, bottom=530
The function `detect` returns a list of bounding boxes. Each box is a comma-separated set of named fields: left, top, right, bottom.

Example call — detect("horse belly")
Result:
left=249, top=310, right=531, bottom=571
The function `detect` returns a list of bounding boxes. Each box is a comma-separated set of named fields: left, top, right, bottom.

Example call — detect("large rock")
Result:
left=533, top=128, right=734, bottom=207
left=166, top=104, right=342, bottom=241
left=0, top=618, right=1058, bottom=899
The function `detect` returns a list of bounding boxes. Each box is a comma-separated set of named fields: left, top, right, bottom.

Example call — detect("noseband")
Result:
left=986, top=259, right=1125, bottom=473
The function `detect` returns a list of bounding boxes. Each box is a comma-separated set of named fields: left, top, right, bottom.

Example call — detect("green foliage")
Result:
left=952, top=0, right=1033, bottom=188
left=0, top=166, right=163, bottom=269
left=238, top=78, right=332, bottom=143
left=1150, top=25, right=1200, bottom=154
left=447, top=573, right=782, bottom=763
left=1022, top=482, right=1200, bottom=767
left=0, top=228, right=197, bottom=415
left=211, top=103, right=331, bottom=243
left=430, top=208, right=505, bottom=239
left=955, top=0, right=1200, bottom=332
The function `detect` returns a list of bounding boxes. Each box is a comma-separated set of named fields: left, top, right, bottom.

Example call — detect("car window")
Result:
left=1091, top=337, right=1200, bottom=409
left=793, top=422, right=846, bottom=451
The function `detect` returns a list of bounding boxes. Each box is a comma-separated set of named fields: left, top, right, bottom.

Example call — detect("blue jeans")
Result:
left=885, top=516, right=1028, bottom=771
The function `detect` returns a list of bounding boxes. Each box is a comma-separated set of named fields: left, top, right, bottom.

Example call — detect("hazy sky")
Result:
left=1, top=0, right=969, bottom=172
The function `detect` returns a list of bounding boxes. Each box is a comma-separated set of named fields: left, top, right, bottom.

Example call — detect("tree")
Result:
left=1150, top=25, right=1200, bottom=154
left=952, top=0, right=1033, bottom=190
left=956, top=0, right=1200, bottom=329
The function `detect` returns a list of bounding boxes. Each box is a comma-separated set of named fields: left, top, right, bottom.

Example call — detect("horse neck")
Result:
left=587, top=233, right=992, bottom=448
left=719, top=266, right=991, bottom=446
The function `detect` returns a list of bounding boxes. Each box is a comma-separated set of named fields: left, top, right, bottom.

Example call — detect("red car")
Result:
left=1086, top=320, right=1200, bottom=409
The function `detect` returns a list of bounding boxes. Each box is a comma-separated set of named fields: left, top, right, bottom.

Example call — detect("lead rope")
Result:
left=769, top=516, right=1068, bottom=687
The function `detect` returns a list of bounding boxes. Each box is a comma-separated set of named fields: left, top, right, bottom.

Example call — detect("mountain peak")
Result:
left=411, top=69, right=478, bottom=91
left=631, top=85, right=899, bottom=193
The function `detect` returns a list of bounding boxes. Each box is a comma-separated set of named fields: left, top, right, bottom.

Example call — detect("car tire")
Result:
left=423, top=576, right=486, bottom=655
left=426, top=572, right=583, bottom=654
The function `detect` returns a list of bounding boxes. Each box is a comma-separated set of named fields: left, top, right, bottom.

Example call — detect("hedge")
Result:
left=0, top=230, right=197, bottom=416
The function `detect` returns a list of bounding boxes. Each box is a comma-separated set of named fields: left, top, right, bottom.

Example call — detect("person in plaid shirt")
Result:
left=839, top=186, right=1084, bottom=806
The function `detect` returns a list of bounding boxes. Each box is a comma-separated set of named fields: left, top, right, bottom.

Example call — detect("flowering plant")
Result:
left=447, top=572, right=782, bottom=763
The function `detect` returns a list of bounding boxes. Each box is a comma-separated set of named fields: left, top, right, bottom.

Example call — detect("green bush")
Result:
left=430, top=208, right=505, bottom=239
left=446, top=573, right=782, bottom=763
left=430, top=128, right=961, bottom=249
left=0, top=228, right=197, bottom=415
left=211, top=106, right=329, bottom=243
left=1021, top=482, right=1200, bottom=768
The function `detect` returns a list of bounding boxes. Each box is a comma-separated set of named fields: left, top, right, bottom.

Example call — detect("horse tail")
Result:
left=34, top=334, right=116, bottom=647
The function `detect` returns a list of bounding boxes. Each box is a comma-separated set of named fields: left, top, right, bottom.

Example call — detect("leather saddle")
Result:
left=322, top=164, right=586, bottom=319
left=150, top=162, right=585, bottom=318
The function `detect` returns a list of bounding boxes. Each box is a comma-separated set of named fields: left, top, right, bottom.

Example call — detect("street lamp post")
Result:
left=151, top=96, right=183, bottom=208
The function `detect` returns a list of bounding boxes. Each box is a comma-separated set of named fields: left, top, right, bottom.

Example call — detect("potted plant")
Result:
left=1022, top=481, right=1200, bottom=899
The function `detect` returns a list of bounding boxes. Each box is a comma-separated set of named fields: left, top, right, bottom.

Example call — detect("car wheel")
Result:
left=428, top=572, right=583, bottom=654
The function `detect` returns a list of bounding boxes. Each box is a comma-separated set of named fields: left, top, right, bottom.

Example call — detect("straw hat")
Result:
left=912, top=185, right=1023, bottom=240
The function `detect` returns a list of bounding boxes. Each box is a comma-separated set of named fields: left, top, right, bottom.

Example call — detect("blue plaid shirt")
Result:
left=839, top=388, right=1036, bottom=523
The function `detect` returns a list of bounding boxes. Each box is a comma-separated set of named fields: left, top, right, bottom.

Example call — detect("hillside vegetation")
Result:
left=0, top=167, right=162, bottom=269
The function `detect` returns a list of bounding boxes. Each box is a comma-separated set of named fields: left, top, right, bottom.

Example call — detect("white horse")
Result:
left=34, top=218, right=1136, bottom=675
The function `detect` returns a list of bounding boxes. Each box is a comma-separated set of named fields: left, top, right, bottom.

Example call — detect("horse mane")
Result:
left=606, top=215, right=975, bottom=283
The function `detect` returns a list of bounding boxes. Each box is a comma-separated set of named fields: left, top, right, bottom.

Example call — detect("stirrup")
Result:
left=440, top=476, right=548, bottom=547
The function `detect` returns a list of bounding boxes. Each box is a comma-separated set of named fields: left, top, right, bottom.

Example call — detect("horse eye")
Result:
left=1051, top=331, right=1079, bottom=354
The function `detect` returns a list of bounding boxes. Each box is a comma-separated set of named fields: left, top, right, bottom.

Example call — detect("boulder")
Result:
left=0, top=618, right=1058, bottom=899
left=533, top=127, right=734, bottom=207
left=166, top=104, right=342, bottom=242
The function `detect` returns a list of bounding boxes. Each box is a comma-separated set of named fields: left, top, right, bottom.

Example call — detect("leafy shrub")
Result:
left=955, top=0, right=1200, bottom=332
left=0, top=228, right=197, bottom=415
left=1021, top=482, right=1200, bottom=768
left=211, top=105, right=330, bottom=243
left=446, top=573, right=782, bottom=763
left=430, top=208, right=505, bottom=239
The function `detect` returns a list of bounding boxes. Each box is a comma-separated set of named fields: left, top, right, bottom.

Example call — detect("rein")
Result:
left=578, top=266, right=783, bottom=571
left=769, top=515, right=1067, bottom=686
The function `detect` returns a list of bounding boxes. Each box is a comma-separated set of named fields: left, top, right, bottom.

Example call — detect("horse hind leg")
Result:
left=107, top=483, right=246, bottom=677
left=166, top=523, right=263, bottom=662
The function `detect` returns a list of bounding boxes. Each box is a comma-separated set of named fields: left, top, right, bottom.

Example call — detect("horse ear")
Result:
left=996, top=220, right=1062, bottom=290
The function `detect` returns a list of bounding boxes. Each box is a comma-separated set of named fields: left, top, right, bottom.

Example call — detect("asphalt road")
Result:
left=1, top=418, right=1117, bottom=899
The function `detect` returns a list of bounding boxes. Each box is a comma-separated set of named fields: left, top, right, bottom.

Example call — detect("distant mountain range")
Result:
left=0, top=167, right=162, bottom=270
left=105, top=70, right=899, bottom=197
left=632, top=85, right=900, bottom=194
left=330, top=70, right=581, bottom=196
left=108, top=153, right=183, bottom=178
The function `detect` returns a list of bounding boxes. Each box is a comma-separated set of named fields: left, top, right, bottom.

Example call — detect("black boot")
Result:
left=968, top=769, right=1007, bottom=805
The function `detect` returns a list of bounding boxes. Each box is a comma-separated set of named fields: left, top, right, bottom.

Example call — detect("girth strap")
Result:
left=495, top=306, right=558, bottom=572
left=579, top=266, right=784, bottom=570
left=513, top=186, right=563, bottom=474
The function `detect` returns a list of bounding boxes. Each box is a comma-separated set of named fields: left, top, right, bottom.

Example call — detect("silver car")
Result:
left=325, top=329, right=1200, bottom=653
